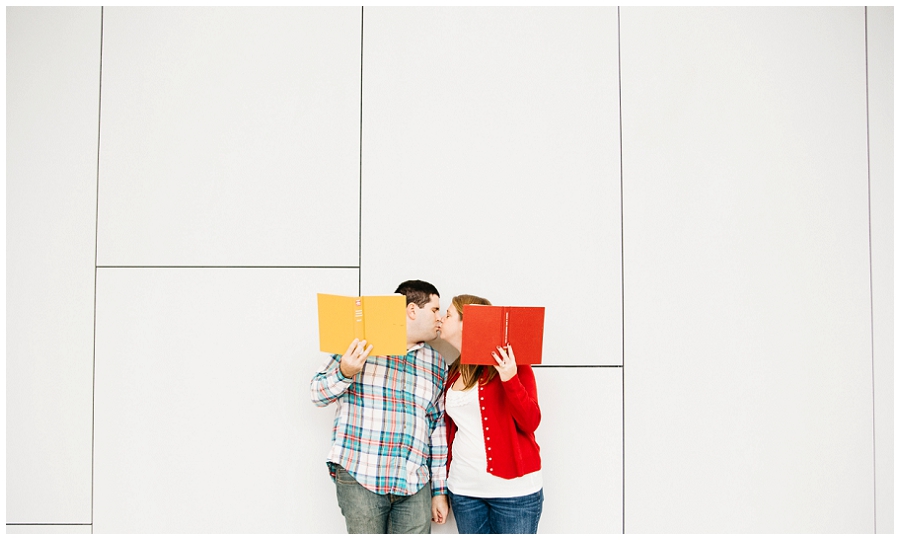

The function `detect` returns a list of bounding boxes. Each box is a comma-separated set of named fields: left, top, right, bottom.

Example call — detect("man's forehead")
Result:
left=425, top=294, right=440, bottom=308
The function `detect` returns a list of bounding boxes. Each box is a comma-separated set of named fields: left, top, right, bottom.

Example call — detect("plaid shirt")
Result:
left=311, top=343, right=448, bottom=497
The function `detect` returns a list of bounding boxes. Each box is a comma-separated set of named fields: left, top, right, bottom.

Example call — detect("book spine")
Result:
left=354, top=297, right=365, bottom=340
left=503, top=308, right=509, bottom=347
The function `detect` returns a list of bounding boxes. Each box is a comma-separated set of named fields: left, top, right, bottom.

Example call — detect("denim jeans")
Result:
left=332, top=465, right=432, bottom=534
left=449, top=488, right=544, bottom=534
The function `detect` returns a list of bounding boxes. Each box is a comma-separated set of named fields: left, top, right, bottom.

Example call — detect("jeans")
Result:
left=333, top=465, right=432, bottom=534
left=449, top=488, right=544, bottom=534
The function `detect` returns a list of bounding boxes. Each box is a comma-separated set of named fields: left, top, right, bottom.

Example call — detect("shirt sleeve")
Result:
left=427, top=392, right=448, bottom=496
left=310, top=354, right=353, bottom=407
left=427, top=353, right=448, bottom=496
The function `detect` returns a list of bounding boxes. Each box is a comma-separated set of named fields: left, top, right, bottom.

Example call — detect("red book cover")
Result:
left=460, top=305, right=545, bottom=365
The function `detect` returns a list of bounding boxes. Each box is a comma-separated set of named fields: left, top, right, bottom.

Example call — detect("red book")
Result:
left=460, top=305, right=545, bottom=365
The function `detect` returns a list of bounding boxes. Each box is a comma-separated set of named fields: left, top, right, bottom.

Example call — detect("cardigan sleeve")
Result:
left=499, top=365, right=541, bottom=433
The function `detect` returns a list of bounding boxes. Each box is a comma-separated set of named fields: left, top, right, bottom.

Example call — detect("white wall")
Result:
left=6, top=6, right=891, bottom=534
left=92, top=7, right=361, bottom=532
left=621, top=7, right=875, bottom=533
left=7, top=7, right=100, bottom=525
left=360, top=7, right=623, bottom=369
left=96, top=7, right=362, bottom=267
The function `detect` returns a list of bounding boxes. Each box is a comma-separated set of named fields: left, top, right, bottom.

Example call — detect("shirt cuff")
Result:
left=334, top=365, right=351, bottom=382
left=328, top=357, right=353, bottom=388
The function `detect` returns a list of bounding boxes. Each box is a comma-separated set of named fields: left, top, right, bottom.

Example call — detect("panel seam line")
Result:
left=863, top=6, right=877, bottom=533
left=358, top=6, right=364, bottom=296
left=90, top=7, right=104, bottom=533
left=617, top=5, right=626, bottom=535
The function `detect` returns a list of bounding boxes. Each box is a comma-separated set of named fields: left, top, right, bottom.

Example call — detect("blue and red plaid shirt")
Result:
left=311, top=342, right=448, bottom=496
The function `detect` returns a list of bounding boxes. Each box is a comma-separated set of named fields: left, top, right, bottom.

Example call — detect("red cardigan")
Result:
left=444, top=366, right=542, bottom=480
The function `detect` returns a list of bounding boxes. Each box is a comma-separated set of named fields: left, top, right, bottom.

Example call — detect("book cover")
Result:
left=460, top=305, right=545, bottom=365
left=317, top=293, right=407, bottom=356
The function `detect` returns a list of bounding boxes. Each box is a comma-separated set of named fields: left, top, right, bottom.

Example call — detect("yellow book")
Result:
left=316, top=293, right=407, bottom=356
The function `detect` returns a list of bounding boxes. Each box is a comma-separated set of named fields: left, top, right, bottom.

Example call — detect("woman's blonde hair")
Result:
left=447, top=294, right=497, bottom=390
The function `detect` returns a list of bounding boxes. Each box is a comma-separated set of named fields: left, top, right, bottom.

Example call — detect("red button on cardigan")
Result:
left=445, top=365, right=542, bottom=480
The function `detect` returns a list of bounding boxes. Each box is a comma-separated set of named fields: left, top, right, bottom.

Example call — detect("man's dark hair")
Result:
left=394, top=280, right=440, bottom=308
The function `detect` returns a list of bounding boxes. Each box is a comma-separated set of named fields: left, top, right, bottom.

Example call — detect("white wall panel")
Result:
left=534, top=367, right=622, bottom=533
left=360, top=7, right=622, bottom=366
left=621, top=8, right=873, bottom=532
left=97, top=8, right=361, bottom=267
left=93, top=268, right=356, bottom=532
left=866, top=6, right=893, bottom=534
left=6, top=7, right=100, bottom=524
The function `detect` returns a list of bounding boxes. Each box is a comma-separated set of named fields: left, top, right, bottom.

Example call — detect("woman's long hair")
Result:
left=447, top=294, right=498, bottom=391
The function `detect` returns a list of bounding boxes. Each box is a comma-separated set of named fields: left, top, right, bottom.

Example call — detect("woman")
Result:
left=439, top=294, right=543, bottom=534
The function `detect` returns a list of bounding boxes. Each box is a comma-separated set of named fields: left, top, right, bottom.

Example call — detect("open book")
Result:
left=316, top=293, right=407, bottom=356
left=460, top=305, right=545, bottom=365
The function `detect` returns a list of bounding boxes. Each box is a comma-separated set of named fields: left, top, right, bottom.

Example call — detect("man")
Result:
left=311, top=280, right=449, bottom=534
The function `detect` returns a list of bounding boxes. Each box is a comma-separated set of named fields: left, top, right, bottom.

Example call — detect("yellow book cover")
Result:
left=316, top=293, right=407, bottom=356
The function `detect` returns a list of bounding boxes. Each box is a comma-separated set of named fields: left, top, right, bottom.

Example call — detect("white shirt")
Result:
left=445, top=385, right=542, bottom=498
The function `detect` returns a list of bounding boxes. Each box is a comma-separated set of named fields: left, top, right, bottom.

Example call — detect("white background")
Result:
left=621, top=7, right=875, bottom=532
left=6, top=6, right=892, bottom=533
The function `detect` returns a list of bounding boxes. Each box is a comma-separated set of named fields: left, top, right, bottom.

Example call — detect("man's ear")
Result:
left=406, top=302, right=418, bottom=320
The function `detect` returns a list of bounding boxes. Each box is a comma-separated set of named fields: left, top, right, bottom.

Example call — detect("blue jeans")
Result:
left=449, top=489, right=544, bottom=534
left=332, top=464, right=432, bottom=534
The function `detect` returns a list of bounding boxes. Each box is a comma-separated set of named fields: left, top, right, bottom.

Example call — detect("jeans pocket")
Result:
left=334, top=465, right=358, bottom=486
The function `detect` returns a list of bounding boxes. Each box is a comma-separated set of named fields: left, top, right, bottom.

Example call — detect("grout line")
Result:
left=532, top=365, right=624, bottom=369
left=358, top=6, right=364, bottom=297
left=95, top=266, right=360, bottom=269
left=6, top=523, right=93, bottom=527
left=863, top=6, right=877, bottom=533
left=617, top=6, right=626, bottom=534
left=90, top=6, right=104, bottom=531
